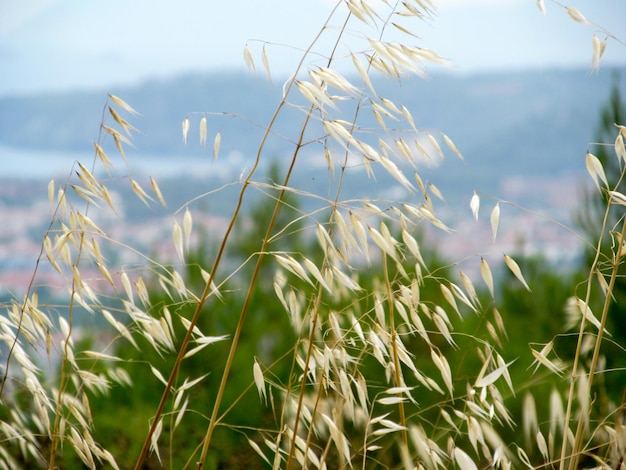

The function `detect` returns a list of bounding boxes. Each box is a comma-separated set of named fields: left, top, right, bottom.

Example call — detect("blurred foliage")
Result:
left=60, top=79, right=626, bottom=468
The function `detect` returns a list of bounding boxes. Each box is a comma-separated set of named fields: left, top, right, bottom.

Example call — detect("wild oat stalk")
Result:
left=2, top=1, right=625, bottom=469
left=562, top=126, right=626, bottom=470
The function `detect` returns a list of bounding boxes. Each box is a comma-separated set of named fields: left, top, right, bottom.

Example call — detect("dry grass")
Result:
left=1, top=1, right=625, bottom=469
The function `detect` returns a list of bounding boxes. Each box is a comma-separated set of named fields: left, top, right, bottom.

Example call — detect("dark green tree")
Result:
left=575, top=72, right=626, bottom=408
left=83, top=163, right=308, bottom=469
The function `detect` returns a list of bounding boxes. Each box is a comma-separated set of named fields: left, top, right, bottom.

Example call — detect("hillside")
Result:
left=0, top=67, right=624, bottom=212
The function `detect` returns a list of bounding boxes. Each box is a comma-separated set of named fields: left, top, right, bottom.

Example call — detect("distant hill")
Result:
left=1, top=67, right=624, bottom=198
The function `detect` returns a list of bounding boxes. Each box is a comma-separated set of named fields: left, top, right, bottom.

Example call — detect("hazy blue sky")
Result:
left=1, top=0, right=625, bottom=96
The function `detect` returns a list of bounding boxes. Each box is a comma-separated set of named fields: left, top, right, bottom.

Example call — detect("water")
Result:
left=0, top=144, right=249, bottom=181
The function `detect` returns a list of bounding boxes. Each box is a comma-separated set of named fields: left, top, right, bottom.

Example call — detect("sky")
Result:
left=0, top=0, right=625, bottom=96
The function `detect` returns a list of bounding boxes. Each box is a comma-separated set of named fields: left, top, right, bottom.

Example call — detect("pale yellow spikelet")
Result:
left=615, top=133, right=626, bottom=164
left=331, top=264, right=361, bottom=291
left=431, top=348, right=453, bottom=397
left=400, top=0, right=424, bottom=18
left=432, top=308, right=456, bottom=347
left=428, top=182, right=445, bottom=202
left=100, top=185, right=116, bottom=213
left=120, top=272, right=134, bottom=305
left=349, top=211, right=369, bottom=258
left=297, top=80, right=336, bottom=110
left=504, top=254, right=530, bottom=291
left=346, top=0, right=371, bottom=24
left=372, top=107, right=388, bottom=131
left=83, top=350, right=121, bottom=362
left=135, top=276, right=150, bottom=307
left=130, top=178, right=154, bottom=207
left=428, top=134, right=443, bottom=158
left=485, top=321, right=502, bottom=349
left=261, top=44, right=272, bottom=83
left=175, top=374, right=209, bottom=396
left=171, top=269, right=188, bottom=299
left=609, top=190, right=626, bottom=206
left=97, top=263, right=114, bottom=287
left=90, top=238, right=103, bottom=266
left=496, top=354, right=515, bottom=394
left=243, top=44, right=256, bottom=74
left=475, top=359, right=515, bottom=389
left=182, top=117, right=190, bottom=145
left=108, top=106, right=138, bottom=136
left=313, top=67, right=359, bottom=97
left=567, top=6, right=588, bottom=24
left=530, top=341, right=564, bottom=376
left=324, top=147, right=335, bottom=175
left=350, top=314, right=365, bottom=343
left=381, top=97, right=401, bottom=115
left=440, top=283, right=461, bottom=318
left=591, top=34, right=607, bottom=72
left=453, top=446, right=477, bottom=470
left=102, top=124, right=132, bottom=145
left=93, top=142, right=114, bottom=172
left=575, top=297, right=608, bottom=334
left=48, top=179, right=55, bottom=206
left=174, top=397, right=189, bottom=430
left=549, top=387, right=564, bottom=436
left=100, top=449, right=120, bottom=470
left=332, top=208, right=356, bottom=257
left=43, top=235, right=62, bottom=274
left=72, top=266, right=85, bottom=296
left=586, top=152, right=608, bottom=190
left=69, top=426, right=96, bottom=469
left=470, top=191, right=480, bottom=220
left=150, top=177, right=167, bottom=208
left=401, top=229, right=425, bottom=266
left=72, top=185, right=100, bottom=207
left=516, top=446, right=533, bottom=468
left=102, top=125, right=130, bottom=160
left=480, top=258, right=495, bottom=299
left=302, top=257, right=331, bottom=293
left=320, top=413, right=351, bottom=464
left=274, top=254, right=313, bottom=286
left=536, top=0, right=546, bottom=15
left=371, top=416, right=408, bottom=434
left=459, top=271, right=480, bottom=307
left=351, top=53, right=375, bottom=95
left=183, top=207, right=192, bottom=254
left=442, top=133, right=463, bottom=160
left=329, top=310, right=342, bottom=341
left=368, top=224, right=398, bottom=261
left=392, top=21, right=422, bottom=39
left=449, top=281, right=476, bottom=312
left=466, top=415, right=485, bottom=453
left=149, top=418, right=163, bottom=464
left=109, top=94, right=139, bottom=116
left=76, top=212, right=103, bottom=235
left=522, top=392, right=538, bottom=448
left=247, top=438, right=272, bottom=467
left=253, top=359, right=267, bottom=404
left=490, top=203, right=500, bottom=243
left=315, top=223, right=334, bottom=259
left=199, top=116, right=207, bottom=147
left=394, top=138, right=413, bottom=162
left=536, top=430, right=549, bottom=462
left=213, top=131, right=221, bottom=159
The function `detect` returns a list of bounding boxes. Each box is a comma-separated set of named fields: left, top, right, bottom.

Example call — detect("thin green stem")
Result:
left=569, top=218, right=626, bottom=469
left=562, top=167, right=626, bottom=470
left=383, top=254, right=408, bottom=448
left=197, top=145, right=302, bottom=468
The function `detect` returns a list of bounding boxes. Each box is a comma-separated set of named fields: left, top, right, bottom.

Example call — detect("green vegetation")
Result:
left=1, top=2, right=625, bottom=470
